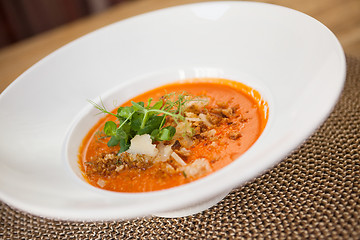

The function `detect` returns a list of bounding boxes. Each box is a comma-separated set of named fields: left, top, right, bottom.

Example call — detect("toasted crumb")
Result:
left=228, top=132, right=242, bottom=140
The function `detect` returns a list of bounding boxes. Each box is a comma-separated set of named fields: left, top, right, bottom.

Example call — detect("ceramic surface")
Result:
left=0, top=1, right=345, bottom=220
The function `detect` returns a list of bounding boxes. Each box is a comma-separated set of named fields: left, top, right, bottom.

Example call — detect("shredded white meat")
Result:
left=181, top=158, right=212, bottom=178
left=185, top=117, right=201, bottom=122
left=90, top=94, right=243, bottom=180
left=164, top=163, right=176, bottom=173
left=199, top=113, right=213, bottom=127
left=171, top=152, right=187, bottom=166
left=154, top=143, right=173, bottom=162
left=184, top=98, right=208, bottom=111
left=97, top=179, right=106, bottom=188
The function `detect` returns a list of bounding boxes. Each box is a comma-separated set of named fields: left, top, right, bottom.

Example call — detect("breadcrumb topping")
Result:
left=85, top=97, right=247, bottom=179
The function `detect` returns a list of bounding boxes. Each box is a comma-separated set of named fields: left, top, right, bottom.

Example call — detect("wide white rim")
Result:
left=0, top=1, right=346, bottom=221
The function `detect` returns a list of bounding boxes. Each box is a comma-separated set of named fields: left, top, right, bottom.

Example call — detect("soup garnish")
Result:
left=88, top=92, right=205, bottom=153
left=79, top=78, right=268, bottom=192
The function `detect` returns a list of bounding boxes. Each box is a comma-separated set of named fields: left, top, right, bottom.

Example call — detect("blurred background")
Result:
left=0, top=0, right=129, bottom=48
left=0, top=0, right=359, bottom=52
left=1, top=0, right=359, bottom=52
left=0, top=0, right=359, bottom=92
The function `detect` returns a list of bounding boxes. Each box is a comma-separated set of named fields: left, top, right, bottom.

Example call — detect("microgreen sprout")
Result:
left=89, top=92, right=206, bottom=153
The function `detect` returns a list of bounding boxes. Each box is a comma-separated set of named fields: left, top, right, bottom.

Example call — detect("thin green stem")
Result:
left=117, top=112, right=134, bottom=130
left=147, top=109, right=185, bottom=120
left=140, top=110, right=149, bottom=129
left=88, top=99, right=117, bottom=117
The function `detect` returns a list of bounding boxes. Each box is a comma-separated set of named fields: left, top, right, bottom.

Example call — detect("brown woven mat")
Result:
left=1, top=56, right=359, bottom=239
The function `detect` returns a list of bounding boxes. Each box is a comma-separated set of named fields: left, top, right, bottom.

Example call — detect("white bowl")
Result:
left=0, top=1, right=345, bottom=221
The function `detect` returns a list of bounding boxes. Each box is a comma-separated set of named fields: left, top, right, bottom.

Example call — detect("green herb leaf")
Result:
left=157, top=126, right=176, bottom=141
left=104, top=121, right=117, bottom=136
left=130, top=112, right=144, bottom=132
left=138, top=115, right=165, bottom=135
left=119, top=138, right=130, bottom=153
left=132, top=101, right=144, bottom=111
left=117, top=106, right=134, bottom=119
left=90, top=92, right=206, bottom=151
left=107, top=136, right=120, bottom=147
left=150, top=129, right=160, bottom=140
left=151, top=100, right=163, bottom=110
left=147, top=98, right=153, bottom=107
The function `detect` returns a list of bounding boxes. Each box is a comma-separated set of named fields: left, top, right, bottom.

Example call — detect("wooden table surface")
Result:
left=0, top=0, right=359, bottom=93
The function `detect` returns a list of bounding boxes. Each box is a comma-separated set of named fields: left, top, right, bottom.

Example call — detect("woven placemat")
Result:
left=1, top=56, right=359, bottom=239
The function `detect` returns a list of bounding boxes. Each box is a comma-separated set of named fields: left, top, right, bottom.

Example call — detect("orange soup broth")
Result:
left=79, top=78, right=268, bottom=192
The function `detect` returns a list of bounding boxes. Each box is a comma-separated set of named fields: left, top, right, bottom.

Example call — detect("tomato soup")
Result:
left=79, top=78, right=268, bottom=192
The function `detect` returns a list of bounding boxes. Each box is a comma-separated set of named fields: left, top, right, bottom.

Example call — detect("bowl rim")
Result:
left=0, top=1, right=346, bottom=221
left=62, top=67, right=274, bottom=197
